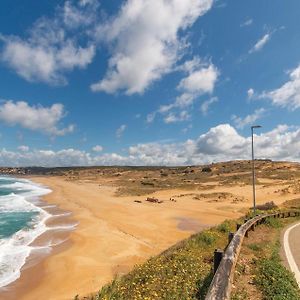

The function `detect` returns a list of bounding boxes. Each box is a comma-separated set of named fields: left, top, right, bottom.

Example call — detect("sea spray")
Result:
left=0, top=177, right=51, bottom=288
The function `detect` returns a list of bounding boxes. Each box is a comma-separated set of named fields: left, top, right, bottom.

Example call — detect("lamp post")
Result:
left=251, top=125, right=262, bottom=216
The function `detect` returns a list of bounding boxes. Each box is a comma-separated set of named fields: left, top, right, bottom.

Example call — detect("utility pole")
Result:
left=251, top=125, right=262, bottom=216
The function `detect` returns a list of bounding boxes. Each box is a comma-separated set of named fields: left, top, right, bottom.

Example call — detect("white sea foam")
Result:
left=0, top=177, right=74, bottom=289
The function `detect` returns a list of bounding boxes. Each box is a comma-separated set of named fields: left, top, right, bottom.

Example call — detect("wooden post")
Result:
left=213, top=249, right=223, bottom=274
left=228, top=232, right=234, bottom=244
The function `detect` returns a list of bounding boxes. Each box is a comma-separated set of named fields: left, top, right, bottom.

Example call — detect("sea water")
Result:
left=0, top=176, right=52, bottom=288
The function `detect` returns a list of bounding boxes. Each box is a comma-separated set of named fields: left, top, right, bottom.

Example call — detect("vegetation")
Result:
left=255, top=241, right=300, bottom=300
left=75, top=196, right=300, bottom=300
left=232, top=214, right=300, bottom=300
left=78, top=210, right=300, bottom=300
left=83, top=220, right=237, bottom=300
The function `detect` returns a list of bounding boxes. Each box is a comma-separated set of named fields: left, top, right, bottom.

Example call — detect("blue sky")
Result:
left=0, top=0, right=300, bottom=166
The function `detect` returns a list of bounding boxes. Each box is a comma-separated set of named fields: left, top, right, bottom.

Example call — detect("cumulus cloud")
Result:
left=0, top=0, right=97, bottom=85
left=147, top=57, right=218, bottom=124
left=1, top=124, right=300, bottom=166
left=200, top=97, right=218, bottom=115
left=0, top=100, right=74, bottom=136
left=194, top=124, right=300, bottom=162
left=176, top=63, right=219, bottom=107
left=231, top=108, right=265, bottom=129
left=259, top=64, right=300, bottom=110
left=249, top=33, right=271, bottom=54
left=116, top=124, right=127, bottom=138
left=91, top=0, right=214, bottom=94
left=92, top=145, right=103, bottom=152
left=195, top=124, right=247, bottom=156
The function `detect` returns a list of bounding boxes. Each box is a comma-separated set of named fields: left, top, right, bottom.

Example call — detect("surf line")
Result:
left=283, top=221, right=300, bottom=287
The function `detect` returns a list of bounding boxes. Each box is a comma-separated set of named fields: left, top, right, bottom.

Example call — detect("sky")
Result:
left=0, top=0, right=300, bottom=167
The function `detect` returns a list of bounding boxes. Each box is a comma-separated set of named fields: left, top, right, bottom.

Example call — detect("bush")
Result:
left=265, top=217, right=282, bottom=229
left=256, top=201, right=278, bottom=211
left=201, top=167, right=212, bottom=173
left=255, top=257, right=300, bottom=299
left=217, top=220, right=231, bottom=233
left=197, top=231, right=217, bottom=246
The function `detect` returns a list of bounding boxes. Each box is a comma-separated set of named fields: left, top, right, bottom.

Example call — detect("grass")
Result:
left=264, top=216, right=282, bottom=229
left=247, top=243, right=262, bottom=252
left=81, top=211, right=300, bottom=300
left=83, top=220, right=236, bottom=300
left=255, top=240, right=300, bottom=300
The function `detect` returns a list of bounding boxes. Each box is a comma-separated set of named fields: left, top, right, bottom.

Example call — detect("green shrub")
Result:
left=197, top=231, right=217, bottom=246
left=217, top=220, right=231, bottom=233
left=265, top=217, right=282, bottom=229
left=255, top=258, right=300, bottom=299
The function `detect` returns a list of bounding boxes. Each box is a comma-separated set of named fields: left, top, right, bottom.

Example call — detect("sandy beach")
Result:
left=1, top=162, right=300, bottom=300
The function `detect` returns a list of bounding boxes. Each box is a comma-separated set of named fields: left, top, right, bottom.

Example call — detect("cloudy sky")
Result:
left=0, top=0, right=300, bottom=167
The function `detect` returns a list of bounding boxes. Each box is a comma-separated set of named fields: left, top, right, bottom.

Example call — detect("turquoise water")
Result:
left=0, top=211, right=38, bottom=238
left=0, top=178, right=39, bottom=239
left=0, top=176, right=51, bottom=288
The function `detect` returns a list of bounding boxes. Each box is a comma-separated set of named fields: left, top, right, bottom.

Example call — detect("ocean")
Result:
left=0, top=176, right=54, bottom=288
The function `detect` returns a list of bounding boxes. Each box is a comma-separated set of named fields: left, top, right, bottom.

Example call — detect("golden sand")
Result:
left=1, top=170, right=299, bottom=300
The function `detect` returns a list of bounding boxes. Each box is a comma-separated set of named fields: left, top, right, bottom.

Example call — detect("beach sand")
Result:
left=1, top=171, right=299, bottom=300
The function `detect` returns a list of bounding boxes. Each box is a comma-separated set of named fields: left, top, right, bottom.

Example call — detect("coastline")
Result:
left=2, top=173, right=297, bottom=300
left=0, top=178, right=76, bottom=300
left=7, top=176, right=239, bottom=300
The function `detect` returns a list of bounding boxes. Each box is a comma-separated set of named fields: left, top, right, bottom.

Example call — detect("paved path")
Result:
left=283, top=221, right=300, bottom=287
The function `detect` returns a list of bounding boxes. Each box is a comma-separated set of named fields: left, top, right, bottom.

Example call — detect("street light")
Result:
left=251, top=125, right=262, bottom=216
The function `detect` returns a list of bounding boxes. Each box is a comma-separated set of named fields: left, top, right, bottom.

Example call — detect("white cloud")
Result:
left=194, top=124, right=300, bottom=162
left=148, top=58, right=218, bottom=123
left=176, top=64, right=219, bottom=106
left=92, top=145, right=103, bottom=152
left=0, top=100, right=74, bottom=136
left=18, top=145, right=29, bottom=152
left=91, top=0, right=214, bottom=94
left=116, top=124, right=127, bottom=138
left=1, top=124, right=300, bottom=166
left=240, top=18, right=253, bottom=27
left=195, top=124, right=247, bottom=156
left=259, top=65, right=300, bottom=110
left=0, top=1, right=97, bottom=85
left=231, top=108, right=265, bottom=129
left=247, top=88, right=254, bottom=99
left=63, top=0, right=99, bottom=29
left=164, top=111, right=190, bottom=124
left=146, top=112, right=156, bottom=124
left=200, top=97, right=218, bottom=115
left=249, top=33, right=271, bottom=53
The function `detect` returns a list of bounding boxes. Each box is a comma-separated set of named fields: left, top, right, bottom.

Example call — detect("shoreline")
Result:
left=1, top=172, right=297, bottom=300
left=0, top=178, right=76, bottom=300
left=10, top=176, right=233, bottom=300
